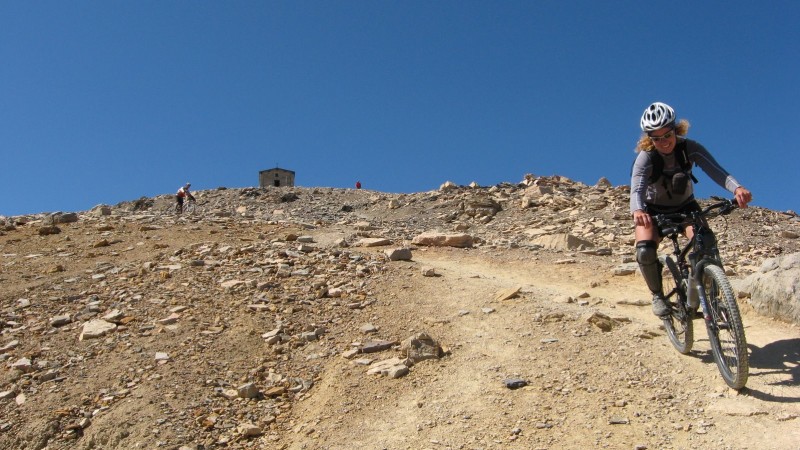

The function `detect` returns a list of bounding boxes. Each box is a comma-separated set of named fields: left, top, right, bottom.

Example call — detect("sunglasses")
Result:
left=649, top=130, right=675, bottom=142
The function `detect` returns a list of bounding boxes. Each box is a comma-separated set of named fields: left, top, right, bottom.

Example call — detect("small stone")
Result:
left=362, top=340, right=394, bottom=354
left=237, top=422, right=262, bottom=437
left=238, top=382, right=260, bottom=399
left=218, top=389, right=238, bottom=400
left=220, top=280, right=245, bottom=289
left=360, top=323, right=378, bottom=334
left=357, top=238, right=392, bottom=247
left=1, top=340, right=20, bottom=354
left=11, top=357, right=33, bottom=373
left=0, top=390, right=16, bottom=400
left=586, top=312, right=615, bottom=332
left=494, top=287, right=521, bottom=301
left=386, top=365, right=409, bottom=378
left=38, top=226, right=61, bottom=236
left=263, top=386, right=285, bottom=398
left=504, top=378, right=527, bottom=389
left=93, top=239, right=110, bottom=248
left=366, top=358, right=409, bottom=378
left=157, top=313, right=181, bottom=325
left=79, top=320, right=117, bottom=341
left=102, top=309, right=125, bottom=323
left=384, top=247, right=412, bottom=261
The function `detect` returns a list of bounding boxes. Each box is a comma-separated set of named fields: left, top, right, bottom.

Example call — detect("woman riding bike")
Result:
left=630, top=102, right=752, bottom=317
left=176, top=182, right=196, bottom=213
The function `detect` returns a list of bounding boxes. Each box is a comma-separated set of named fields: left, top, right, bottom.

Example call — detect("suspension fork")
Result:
left=693, top=257, right=725, bottom=322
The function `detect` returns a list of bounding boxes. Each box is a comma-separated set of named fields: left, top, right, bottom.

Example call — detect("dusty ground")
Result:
left=278, top=247, right=800, bottom=450
left=1, top=186, right=799, bottom=450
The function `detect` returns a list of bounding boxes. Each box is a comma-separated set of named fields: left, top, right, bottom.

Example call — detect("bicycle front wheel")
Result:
left=183, top=202, right=196, bottom=214
left=702, top=264, right=748, bottom=389
left=662, top=256, right=693, bottom=354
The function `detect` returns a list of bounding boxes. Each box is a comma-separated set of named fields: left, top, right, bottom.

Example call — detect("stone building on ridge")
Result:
left=259, top=167, right=295, bottom=188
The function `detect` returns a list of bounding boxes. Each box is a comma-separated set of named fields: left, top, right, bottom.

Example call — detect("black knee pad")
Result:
left=636, top=240, right=658, bottom=265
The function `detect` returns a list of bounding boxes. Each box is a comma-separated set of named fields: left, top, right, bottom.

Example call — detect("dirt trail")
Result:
left=280, top=247, right=800, bottom=450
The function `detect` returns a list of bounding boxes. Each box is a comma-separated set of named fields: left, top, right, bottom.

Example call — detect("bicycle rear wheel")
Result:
left=702, top=264, right=748, bottom=389
left=163, top=203, right=180, bottom=215
left=662, top=256, right=693, bottom=354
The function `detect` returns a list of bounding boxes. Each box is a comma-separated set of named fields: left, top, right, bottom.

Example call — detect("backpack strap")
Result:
left=675, top=140, right=699, bottom=184
left=646, top=151, right=664, bottom=184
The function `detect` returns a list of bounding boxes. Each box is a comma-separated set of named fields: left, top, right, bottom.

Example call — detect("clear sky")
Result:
left=2, top=1, right=798, bottom=216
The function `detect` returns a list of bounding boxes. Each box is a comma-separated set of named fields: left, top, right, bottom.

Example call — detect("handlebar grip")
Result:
left=723, top=197, right=739, bottom=213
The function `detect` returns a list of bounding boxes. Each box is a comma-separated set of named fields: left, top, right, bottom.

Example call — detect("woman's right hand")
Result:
left=633, top=209, right=652, bottom=228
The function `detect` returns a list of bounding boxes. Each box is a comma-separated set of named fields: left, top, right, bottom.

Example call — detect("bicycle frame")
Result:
left=658, top=200, right=735, bottom=316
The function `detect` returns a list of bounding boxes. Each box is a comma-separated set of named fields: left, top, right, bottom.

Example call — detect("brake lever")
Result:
left=720, top=198, right=739, bottom=215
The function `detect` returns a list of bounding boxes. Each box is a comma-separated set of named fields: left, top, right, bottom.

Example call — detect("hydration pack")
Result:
left=645, top=140, right=698, bottom=185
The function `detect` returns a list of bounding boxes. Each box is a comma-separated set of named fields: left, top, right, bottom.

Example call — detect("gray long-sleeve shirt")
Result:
left=630, top=138, right=742, bottom=213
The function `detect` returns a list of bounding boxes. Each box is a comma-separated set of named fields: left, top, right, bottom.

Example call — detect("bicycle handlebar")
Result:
left=701, top=196, right=739, bottom=216
left=654, top=197, right=738, bottom=237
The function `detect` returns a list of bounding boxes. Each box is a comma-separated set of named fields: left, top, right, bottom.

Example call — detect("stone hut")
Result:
left=259, top=167, right=295, bottom=188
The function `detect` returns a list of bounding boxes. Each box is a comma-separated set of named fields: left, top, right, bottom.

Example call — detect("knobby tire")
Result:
left=702, top=264, right=749, bottom=389
left=662, top=256, right=693, bottom=354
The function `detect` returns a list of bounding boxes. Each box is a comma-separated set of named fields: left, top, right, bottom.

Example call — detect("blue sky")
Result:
left=2, top=1, right=798, bottom=216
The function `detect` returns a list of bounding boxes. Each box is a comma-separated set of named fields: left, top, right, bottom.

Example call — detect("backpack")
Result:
left=640, top=140, right=699, bottom=185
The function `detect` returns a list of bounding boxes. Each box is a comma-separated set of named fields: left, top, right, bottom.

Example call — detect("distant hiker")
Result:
left=176, top=182, right=195, bottom=213
left=355, top=181, right=362, bottom=189
left=631, top=102, right=752, bottom=317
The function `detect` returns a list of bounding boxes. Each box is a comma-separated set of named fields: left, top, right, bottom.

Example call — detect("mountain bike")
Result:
left=655, top=197, right=748, bottom=389
left=162, top=198, right=202, bottom=215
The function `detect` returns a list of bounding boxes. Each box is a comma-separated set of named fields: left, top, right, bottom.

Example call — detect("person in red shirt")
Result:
left=355, top=181, right=362, bottom=189
left=176, top=183, right=195, bottom=213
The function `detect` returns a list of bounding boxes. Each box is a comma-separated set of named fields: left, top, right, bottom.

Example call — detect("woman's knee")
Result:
left=636, top=240, right=659, bottom=265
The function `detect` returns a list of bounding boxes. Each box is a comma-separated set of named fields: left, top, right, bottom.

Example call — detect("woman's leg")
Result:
left=635, top=222, right=669, bottom=316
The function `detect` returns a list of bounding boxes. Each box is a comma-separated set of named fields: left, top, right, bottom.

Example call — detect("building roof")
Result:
left=259, top=167, right=295, bottom=175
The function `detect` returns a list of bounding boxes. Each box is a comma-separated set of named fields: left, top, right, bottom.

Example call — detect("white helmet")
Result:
left=640, top=102, right=675, bottom=131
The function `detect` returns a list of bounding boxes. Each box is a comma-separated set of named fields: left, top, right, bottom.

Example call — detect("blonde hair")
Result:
left=635, top=119, right=691, bottom=152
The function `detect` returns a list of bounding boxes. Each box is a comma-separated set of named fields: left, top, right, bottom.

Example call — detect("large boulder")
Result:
left=527, top=233, right=594, bottom=251
left=734, top=252, right=800, bottom=325
left=412, top=231, right=473, bottom=248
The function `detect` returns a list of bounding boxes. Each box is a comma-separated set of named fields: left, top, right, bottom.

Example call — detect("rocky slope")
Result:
left=2, top=175, right=799, bottom=450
